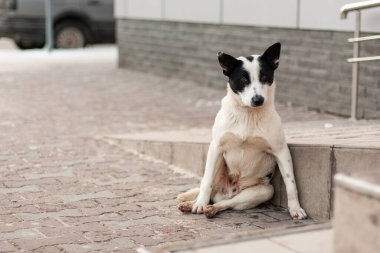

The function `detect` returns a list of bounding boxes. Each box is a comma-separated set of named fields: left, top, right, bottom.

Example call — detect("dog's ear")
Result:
left=217, top=52, right=240, bottom=76
left=261, top=42, right=281, bottom=70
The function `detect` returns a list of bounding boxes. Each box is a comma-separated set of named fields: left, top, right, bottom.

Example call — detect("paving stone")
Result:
left=4, top=178, right=60, bottom=188
left=0, top=228, right=41, bottom=240
left=255, top=218, right=316, bottom=230
left=0, top=218, right=64, bottom=233
left=0, top=241, right=18, bottom=252
left=60, top=237, right=135, bottom=253
left=93, top=175, right=146, bottom=186
left=0, top=214, right=22, bottom=224
left=11, top=232, right=89, bottom=251
left=264, top=211, right=293, bottom=221
left=104, top=216, right=171, bottom=230
left=117, top=225, right=156, bottom=238
left=58, top=213, right=130, bottom=226
left=18, top=209, right=82, bottom=221
left=81, top=203, right=141, bottom=216
left=61, top=157, right=106, bottom=167
left=58, top=191, right=118, bottom=203
left=0, top=185, right=41, bottom=194
left=130, top=236, right=167, bottom=247
left=0, top=204, right=41, bottom=215
left=136, top=199, right=177, bottom=208
left=83, top=230, right=118, bottom=243
left=34, top=245, right=62, bottom=253
left=23, top=168, right=74, bottom=180
left=39, top=200, right=99, bottom=211
left=37, top=222, right=109, bottom=237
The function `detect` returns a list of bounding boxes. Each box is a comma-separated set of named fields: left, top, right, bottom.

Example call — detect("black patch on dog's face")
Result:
left=218, top=52, right=251, bottom=94
left=246, top=55, right=254, bottom=62
left=228, top=67, right=251, bottom=94
left=257, top=42, right=281, bottom=86
left=257, top=57, right=275, bottom=85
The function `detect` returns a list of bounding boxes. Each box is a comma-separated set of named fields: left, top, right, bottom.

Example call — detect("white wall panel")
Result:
left=223, top=0, right=298, bottom=28
left=164, top=0, right=221, bottom=23
left=126, top=0, right=163, bottom=19
left=300, top=0, right=380, bottom=32
left=114, top=0, right=127, bottom=18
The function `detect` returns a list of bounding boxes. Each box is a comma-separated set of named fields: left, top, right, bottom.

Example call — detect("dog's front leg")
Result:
left=192, top=141, right=222, bottom=214
left=274, top=145, right=307, bottom=220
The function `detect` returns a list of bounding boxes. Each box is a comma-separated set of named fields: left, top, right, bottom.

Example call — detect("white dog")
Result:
left=177, top=43, right=307, bottom=220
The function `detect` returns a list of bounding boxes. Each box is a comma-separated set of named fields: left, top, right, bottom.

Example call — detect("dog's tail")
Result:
left=177, top=188, right=200, bottom=203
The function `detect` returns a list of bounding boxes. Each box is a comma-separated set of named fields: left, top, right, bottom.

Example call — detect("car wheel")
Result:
left=15, top=40, right=44, bottom=50
left=54, top=21, right=90, bottom=49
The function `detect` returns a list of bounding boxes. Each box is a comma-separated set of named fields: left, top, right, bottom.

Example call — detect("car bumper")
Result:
left=0, top=12, right=44, bottom=41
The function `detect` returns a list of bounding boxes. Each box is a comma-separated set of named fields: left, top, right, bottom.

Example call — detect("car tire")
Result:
left=15, top=40, right=44, bottom=50
left=54, top=21, right=91, bottom=49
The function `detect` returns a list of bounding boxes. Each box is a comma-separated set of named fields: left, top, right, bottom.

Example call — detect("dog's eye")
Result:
left=240, top=76, right=248, bottom=83
left=260, top=75, right=267, bottom=83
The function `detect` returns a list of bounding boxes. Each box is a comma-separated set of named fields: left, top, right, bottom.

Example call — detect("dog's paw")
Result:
left=204, top=205, right=217, bottom=219
left=178, top=202, right=192, bottom=213
left=289, top=206, right=307, bottom=220
left=192, top=197, right=208, bottom=214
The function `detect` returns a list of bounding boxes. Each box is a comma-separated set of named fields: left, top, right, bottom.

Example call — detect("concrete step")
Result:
left=333, top=172, right=380, bottom=253
left=150, top=223, right=332, bottom=253
left=101, top=126, right=380, bottom=221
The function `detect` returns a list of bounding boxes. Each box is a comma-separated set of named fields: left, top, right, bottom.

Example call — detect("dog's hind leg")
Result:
left=177, top=188, right=199, bottom=203
left=204, top=184, right=274, bottom=218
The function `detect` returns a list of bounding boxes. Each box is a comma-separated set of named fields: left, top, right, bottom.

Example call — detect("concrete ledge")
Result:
left=334, top=173, right=380, bottom=253
left=101, top=133, right=380, bottom=222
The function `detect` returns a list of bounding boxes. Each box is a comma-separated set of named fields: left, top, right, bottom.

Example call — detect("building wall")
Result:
left=115, top=1, right=380, bottom=118
left=118, top=19, right=380, bottom=118
left=115, top=0, right=380, bottom=32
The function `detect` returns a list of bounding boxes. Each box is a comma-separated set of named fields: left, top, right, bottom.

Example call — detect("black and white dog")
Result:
left=177, top=43, right=307, bottom=219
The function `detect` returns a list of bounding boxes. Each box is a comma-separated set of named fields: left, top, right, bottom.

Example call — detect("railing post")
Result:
left=351, top=10, right=361, bottom=120
left=45, top=0, right=53, bottom=51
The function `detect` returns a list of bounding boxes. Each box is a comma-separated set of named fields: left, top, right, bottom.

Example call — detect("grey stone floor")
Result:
left=0, top=47, right=335, bottom=252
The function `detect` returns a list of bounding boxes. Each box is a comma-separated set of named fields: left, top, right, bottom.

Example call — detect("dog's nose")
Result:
left=251, top=96, right=264, bottom=107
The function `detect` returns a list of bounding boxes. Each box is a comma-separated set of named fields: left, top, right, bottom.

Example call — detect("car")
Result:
left=0, top=0, right=114, bottom=49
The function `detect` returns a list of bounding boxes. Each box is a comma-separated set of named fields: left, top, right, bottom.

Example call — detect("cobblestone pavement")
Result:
left=0, top=47, right=330, bottom=252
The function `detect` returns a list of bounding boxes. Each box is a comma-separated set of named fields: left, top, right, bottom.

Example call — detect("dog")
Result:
left=177, top=43, right=307, bottom=220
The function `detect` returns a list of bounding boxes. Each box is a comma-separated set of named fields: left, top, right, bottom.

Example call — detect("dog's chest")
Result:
left=219, top=131, right=270, bottom=150
left=218, top=132, right=274, bottom=175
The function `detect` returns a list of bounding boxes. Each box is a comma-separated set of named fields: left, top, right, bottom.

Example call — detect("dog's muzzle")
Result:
left=251, top=95, right=264, bottom=107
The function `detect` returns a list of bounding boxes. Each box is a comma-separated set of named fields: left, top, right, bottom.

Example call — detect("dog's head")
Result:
left=218, top=43, right=281, bottom=108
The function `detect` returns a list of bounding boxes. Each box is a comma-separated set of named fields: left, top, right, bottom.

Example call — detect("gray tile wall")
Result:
left=117, top=19, right=380, bottom=118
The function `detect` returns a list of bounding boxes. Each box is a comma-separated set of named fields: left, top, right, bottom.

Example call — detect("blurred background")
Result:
left=0, top=1, right=379, bottom=252
left=0, top=0, right=114, bottom=49
left=115, top=0, right=380, bottom=119
left=0, top=0, right=379, bottom=120
left=3, top=1, right=378, bottom=129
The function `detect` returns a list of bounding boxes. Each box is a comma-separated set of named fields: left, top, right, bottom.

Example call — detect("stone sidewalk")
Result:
left=0, top=47, right=333, bottom=252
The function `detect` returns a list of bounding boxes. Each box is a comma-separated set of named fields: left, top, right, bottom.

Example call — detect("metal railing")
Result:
left=45, top=0, right=53, bottom=51
left=340, top=0, right=380, bottom=120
